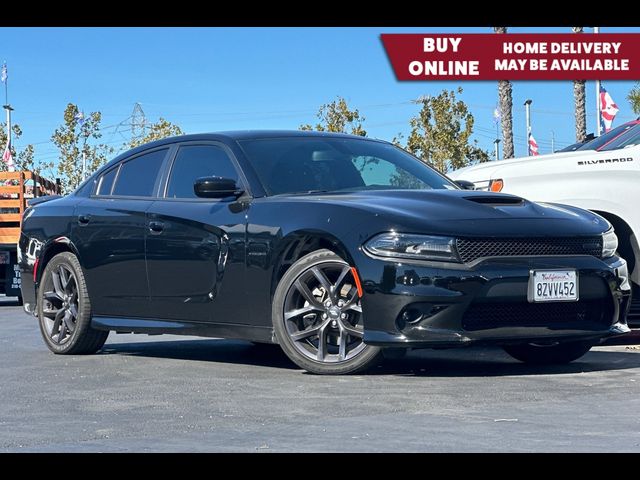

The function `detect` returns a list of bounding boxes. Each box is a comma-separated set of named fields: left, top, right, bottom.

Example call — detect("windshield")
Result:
left=576, top=122, right=637, bottom=151
left=557, top=141, right=586, bottom=152
left=599, top=123, right=640, bottom=151
left=238, top=137, right=457, bottom=196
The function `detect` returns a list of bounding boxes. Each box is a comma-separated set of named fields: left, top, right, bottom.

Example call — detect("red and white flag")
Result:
left=599, top=85, right=620, bottom=133
left=2, top=138, right=15, bottom=172
left=528, top=134, right=539, bottom=156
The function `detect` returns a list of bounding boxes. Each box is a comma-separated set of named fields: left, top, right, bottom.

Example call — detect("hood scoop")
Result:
left=464, top=195, right=524, bottom=206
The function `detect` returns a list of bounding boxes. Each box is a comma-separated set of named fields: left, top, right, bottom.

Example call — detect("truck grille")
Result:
left=462, top=300, right=612, bottom=332
left=456, top=237, right=603, bottom=263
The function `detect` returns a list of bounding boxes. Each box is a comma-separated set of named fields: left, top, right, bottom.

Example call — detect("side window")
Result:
left=112, top=149, right=168, bottom=197
left=166, top=145, right=240, bottom=199
left=96, top=167, right=118, bottom=196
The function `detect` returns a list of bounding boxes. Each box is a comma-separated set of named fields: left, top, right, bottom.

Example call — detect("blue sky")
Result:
left=2, top=26, right=639, bottom=166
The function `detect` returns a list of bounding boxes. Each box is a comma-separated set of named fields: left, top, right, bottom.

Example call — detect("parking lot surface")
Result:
left=2, top=298, right=640, bottom=452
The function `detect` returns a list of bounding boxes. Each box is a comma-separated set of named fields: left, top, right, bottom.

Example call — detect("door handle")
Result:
left=77, top=214, right=91, bottom=225
left=148, top=221, right=165, bottom=234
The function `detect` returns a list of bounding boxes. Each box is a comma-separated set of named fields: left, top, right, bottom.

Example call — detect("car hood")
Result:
left=278, top=189, right=609, bottom=237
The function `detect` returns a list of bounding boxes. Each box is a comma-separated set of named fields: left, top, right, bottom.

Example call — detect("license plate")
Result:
left=528, top=270, right=578, bottom=303
left=0, top=251, right=9, bottom=265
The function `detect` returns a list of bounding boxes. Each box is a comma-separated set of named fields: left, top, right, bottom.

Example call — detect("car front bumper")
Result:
left=357, top=254, right=631, bottom=347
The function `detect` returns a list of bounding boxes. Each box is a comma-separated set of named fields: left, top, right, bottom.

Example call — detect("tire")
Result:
left=272, top=249, right=383, bottom=375
left=37, top=252, right=108, bottom=355
left=503, top=341, right=593, bottom=365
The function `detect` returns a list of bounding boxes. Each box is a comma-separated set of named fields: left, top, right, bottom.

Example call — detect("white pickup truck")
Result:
left=449, top=120, right=640, bottom=325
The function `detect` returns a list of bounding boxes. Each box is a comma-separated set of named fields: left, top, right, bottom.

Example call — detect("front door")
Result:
left=145, top=143, right=248, bottom=324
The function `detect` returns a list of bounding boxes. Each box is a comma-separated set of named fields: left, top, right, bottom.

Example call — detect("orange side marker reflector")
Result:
left=350, top=267, right=363, bottom=298
left=33, top=258, right=39, bottom=283
left=489, top=179, right=504, bottom=192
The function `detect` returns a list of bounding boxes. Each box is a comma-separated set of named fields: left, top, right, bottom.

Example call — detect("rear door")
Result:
left=73, top=147, right=171, bottom=318
left=145, top=142, right=249, bottom=324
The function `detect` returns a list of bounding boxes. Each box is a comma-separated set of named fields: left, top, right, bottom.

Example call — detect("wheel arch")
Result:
left=35, top=237, right=82, bottom=285
left=270, top=230, right=356, bottom=299
left=592, top=210, right=639, bottom=287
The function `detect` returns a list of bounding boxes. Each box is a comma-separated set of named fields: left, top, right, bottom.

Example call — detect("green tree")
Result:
left=404, top=88, right=490, bottom=173
left=628, top=82, right=640, bottom=114
left=128, top=117, right=184, bottom=149
left=0, top=123, right=54, bottom=175
left=300, top=97, right=366, bottom=136
left=51, top=103, right=113, bottom=193
left=572, top=27, right=588, bottom=142
left=494, top=26, right=514, bottom=159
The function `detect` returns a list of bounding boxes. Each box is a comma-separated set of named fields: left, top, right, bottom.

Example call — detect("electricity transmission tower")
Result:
left=130, top=103, right=147, bottom=145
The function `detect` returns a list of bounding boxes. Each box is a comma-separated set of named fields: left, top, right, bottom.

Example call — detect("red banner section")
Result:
left=381, top=33, right=640, bottom=80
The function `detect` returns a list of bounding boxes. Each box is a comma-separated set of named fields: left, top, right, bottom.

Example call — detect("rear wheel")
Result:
left=272, top=249, right=383, bottom=375
left=37, top=252, right=108, bottom=354
left=503, top=341, right=593, bottom=365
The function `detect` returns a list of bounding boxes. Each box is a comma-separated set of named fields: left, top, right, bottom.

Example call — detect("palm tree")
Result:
left=572, top=27, right=587, bottom=142
left=493, top=27, right=514, bottom=158
left=628, top=83, right=640, bottom=114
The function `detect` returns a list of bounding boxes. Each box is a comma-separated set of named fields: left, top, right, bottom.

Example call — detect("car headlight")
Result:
left=364, top=233, right=459, bottom=262
left=602, top=228, right=618, bottom=259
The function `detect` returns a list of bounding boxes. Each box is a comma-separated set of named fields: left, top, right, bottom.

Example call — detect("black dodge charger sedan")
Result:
left=19, top=131, right=631, bottom=374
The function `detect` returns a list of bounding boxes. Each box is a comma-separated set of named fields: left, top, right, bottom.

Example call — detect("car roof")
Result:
left=101, top=130, right=387, bottom=168
left=137, top=129, right=383, bottom=148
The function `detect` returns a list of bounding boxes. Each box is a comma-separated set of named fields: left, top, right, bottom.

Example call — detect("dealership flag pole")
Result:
left=524, top=99, right=532, bottom=156
left=493, top=105, right=501, bottom=160
left=594, top=27, right=602, bottom=136
left=1, top=62, right=14, bottom=172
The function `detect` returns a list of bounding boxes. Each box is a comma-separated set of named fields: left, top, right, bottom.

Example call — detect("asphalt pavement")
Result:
left=2, top=297, right=640, bottom=452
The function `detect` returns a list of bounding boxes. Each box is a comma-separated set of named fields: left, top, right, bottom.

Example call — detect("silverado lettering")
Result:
left=577, top=157, right=633, bottom=165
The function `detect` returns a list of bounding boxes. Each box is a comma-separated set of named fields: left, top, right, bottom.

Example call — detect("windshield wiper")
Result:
left=278, top=189, right=332, bottom=196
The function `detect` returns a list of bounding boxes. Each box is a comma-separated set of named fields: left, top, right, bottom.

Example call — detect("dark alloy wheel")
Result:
left=37, top=252, right=108, bottom=355
left=503, top=341, right=593, bottom=365
left=273, top=249, right=383, bottom=374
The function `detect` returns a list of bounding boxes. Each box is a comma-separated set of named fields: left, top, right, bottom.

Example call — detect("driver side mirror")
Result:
left=454, top=180, right=476, bottom=190
left=194, top=177, right=243, bottom=198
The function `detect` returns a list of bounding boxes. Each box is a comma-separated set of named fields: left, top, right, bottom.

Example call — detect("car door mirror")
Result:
left=454, top=180, right=476, bottom=190
left=194, top=177, right=243, bottom=198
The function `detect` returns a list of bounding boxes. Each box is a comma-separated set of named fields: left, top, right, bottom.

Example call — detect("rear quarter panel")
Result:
left=19, top=196, right=79, bottom=312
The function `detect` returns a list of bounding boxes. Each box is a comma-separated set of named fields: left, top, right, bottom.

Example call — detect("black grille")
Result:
left=462, top=300, right=612, bottom=332
left=456, top=237, right=603, bottom=263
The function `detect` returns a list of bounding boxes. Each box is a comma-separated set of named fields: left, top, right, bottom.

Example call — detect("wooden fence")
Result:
left=0, top=171, right=61, bottom=245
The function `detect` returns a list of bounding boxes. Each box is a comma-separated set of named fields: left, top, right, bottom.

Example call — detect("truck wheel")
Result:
left=272, top=249, right=383, bottom=375
left=37, top=252, right=108, bottom=354
left=503, top=341, right=593, bottom=365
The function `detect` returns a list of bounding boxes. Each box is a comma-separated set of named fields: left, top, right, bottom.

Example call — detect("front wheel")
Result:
left=272, top=249, right=383, bottom=375
left=37, top=252, right=108, bottom=355
left=503, top=341, right=593, bottom=365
